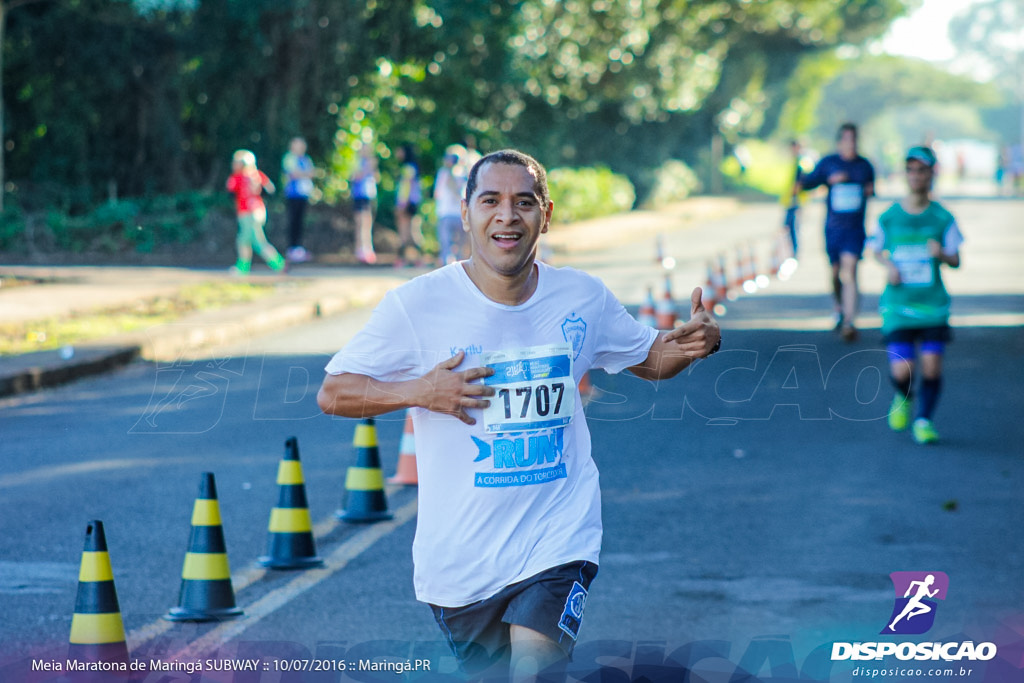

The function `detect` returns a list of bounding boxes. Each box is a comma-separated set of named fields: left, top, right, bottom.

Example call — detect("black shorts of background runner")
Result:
left=430, top=561, right=598, bottom=675
left=882, top=325, right=953, bottom=346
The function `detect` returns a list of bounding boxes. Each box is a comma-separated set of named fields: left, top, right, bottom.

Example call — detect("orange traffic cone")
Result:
left=654, top=234, right=665, bottom=264
left=702, top=262, right=718, bottom=310
left=388, top=411, right=418, bottom=486
left=770, top=237, right=783, bottom=277
left=337, top=418, right=393, bottom=523
left=637, top=286, right=657, bottom=327
left=68, top=521, right=129, bottom=666
left=734, top=246, right=747, bottom=290
left=745, top=244, right=761, bottom=286
left=578, top=371, right=594, bottom=404
left=165, top=472, right=243, bottom=621
left=258, top=437, right=323, bottom=569
left=715, top=254, right=729, bottom=303
left=747, top=243, right=760, bottom=283
left=656, top=276, right=677, bottom=330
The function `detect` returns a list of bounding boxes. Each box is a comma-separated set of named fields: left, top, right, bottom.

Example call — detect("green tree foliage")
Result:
left=2, top=0, right=912, bottom=214
left=547, top=166, right=635, bottom=224
left=949, top=0, right=1023, bottom=95
left=807, top=55, right=1003, bottom=158
left=776, top=51, right=845, bottom=138
left=949, top=0, right=1024, bottom=145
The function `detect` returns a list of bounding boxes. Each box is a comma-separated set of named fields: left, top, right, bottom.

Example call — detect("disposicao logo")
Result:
left=831, top=571, right=998, bottom=663
left=882, top=571, right=948, bottom=635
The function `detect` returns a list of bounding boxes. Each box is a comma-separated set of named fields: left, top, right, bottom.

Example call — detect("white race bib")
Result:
left=891, top=244, right=934, bottom=287
left=481, top=344, right=576, bottom=434
left=830, top=183, right=863, bottom=213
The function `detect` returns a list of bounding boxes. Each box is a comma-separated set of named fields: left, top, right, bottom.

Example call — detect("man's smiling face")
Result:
left=462, top=162, right=553, bottom=278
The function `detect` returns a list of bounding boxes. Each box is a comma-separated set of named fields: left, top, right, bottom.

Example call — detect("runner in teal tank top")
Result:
left=869, top=146, right=963, bottom=445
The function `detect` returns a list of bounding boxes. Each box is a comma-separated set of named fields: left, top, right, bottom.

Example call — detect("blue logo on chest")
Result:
left=561, top=315, right=587, bottom=360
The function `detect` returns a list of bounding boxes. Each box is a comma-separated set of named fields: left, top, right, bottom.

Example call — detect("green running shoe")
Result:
left=912, top=418, right=939, bottom=445
left=888, top=394, right=911, bottom=431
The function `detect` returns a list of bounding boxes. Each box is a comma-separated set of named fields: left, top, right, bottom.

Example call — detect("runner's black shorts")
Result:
left=429, top=560, right=598, bottom=675
left=882, top=325, right=953, bottom=346
left=884, top=325, right=952, bottom=361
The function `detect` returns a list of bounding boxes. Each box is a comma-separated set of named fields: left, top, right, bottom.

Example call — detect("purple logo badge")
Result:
left=881, top=571, right=949, bottom=635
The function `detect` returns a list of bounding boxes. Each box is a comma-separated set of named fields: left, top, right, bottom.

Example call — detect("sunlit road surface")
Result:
left=1, top=197, right=1021, bottom=681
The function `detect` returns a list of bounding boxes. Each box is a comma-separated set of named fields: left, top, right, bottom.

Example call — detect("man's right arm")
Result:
left=797, top=158, right=827, bottom=192
left=317, top=372, right=423, bottom=419
left=317, top=351, right=495, bottom=425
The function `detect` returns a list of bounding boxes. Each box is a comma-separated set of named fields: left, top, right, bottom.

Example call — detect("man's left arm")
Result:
left=928, top=219, right=963, bottom=268
left=629, top=288, right=721, bottom=381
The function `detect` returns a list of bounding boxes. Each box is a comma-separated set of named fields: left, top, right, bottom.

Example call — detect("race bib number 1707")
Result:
left=480, top=344, right=576, bottom=434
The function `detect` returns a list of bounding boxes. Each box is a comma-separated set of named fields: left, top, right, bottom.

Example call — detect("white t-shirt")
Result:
left=325, top=261, right=658, bottom=607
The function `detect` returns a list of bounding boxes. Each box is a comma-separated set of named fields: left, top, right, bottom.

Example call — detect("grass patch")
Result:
left=0, top=275, right=50, bottom=290
left=0, top=281, right=286, bottom=355
left=721, top=139, right=793, bottom=199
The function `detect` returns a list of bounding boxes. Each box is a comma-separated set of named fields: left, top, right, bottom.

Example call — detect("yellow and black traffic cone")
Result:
left=388, top=411, right=418, bottom=486
left=337, top=418, right=393, bottom=523
left=258, top=437, right=324, bottom=569
left=68, top=520, right=129, bottom=665
left=164, top=472, right=243, bottom=621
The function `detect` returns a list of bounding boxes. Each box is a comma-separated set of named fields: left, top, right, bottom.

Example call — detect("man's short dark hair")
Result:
left=464, top=149, right=550, bottom=206
left=837, top=122, right=858, bottom=140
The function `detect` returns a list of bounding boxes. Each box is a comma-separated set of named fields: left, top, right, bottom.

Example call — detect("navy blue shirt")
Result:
left=801, top=154, right=875, bottom=235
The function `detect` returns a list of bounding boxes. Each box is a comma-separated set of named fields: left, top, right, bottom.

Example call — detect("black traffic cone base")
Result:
left=67, top=642, right=129, bottom=664
left=165, top=605, right=243, bottom=622
left=335, top=506, right=394, bottom=523
left=258, top=554, right=324, bottom=569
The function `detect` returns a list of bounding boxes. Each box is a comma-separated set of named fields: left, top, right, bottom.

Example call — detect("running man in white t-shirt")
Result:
left=318, top=150, right=720, bottom=681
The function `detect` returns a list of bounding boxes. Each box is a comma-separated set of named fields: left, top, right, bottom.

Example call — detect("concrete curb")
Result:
left=0, top=346, right=141, bottom=398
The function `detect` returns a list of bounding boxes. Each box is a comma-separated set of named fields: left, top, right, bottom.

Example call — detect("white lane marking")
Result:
left=126, top=488, right=416, bottom=655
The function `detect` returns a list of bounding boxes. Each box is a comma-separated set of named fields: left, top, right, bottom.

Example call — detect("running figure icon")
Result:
left=888, top=574, right=939, bottom=631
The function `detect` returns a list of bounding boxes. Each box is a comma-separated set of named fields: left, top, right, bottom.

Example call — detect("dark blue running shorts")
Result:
left=825, top=228, right=866, bottom=264
left=430, top=560, right=598, bottom=675
left=884, top=325, right=952, bottom=362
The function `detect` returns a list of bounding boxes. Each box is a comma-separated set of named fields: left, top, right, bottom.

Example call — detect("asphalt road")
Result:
left=1, top=198, right=1022, bottom=682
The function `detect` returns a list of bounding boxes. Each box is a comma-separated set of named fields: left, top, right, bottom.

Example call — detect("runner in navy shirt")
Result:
left=799, top=123, right=875, bottom=341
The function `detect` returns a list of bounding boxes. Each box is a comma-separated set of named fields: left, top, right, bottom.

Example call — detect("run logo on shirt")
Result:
left=470, top=429, right=567, bottom=488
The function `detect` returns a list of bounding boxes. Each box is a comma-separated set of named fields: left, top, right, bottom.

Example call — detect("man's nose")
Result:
left=495, top=197, right=516, bottom=222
